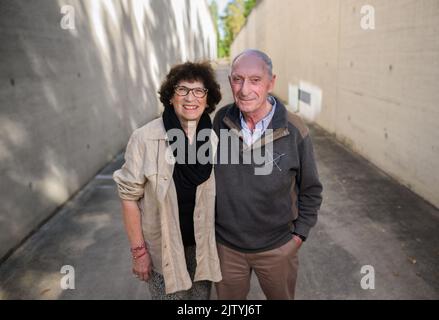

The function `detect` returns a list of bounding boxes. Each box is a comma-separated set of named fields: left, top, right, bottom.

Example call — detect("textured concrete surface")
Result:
left=296, top=125, right=439, bottom=299
left=1, top=64, right=438, bottom=300
left=232, top=0, right=439, bottom=209
left=0, top=0, right=217, bottom=261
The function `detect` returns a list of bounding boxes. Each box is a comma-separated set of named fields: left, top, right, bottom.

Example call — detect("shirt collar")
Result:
left=239, top=95, right=277, bottom=127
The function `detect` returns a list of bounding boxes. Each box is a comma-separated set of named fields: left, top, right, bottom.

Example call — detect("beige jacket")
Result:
left=113, top=118, right=221, bottom=294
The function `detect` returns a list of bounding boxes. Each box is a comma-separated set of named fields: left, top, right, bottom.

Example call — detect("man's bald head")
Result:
left=231, top=49, right=273, bottom=77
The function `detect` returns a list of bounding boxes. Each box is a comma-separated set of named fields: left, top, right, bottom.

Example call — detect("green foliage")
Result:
left=244, top=0, right=256, bottom=18
left=208, top=1, right=221, bottom=55
left=221, top=0, right=245, bottom=57
left=209, top=0, right=257, bottom=58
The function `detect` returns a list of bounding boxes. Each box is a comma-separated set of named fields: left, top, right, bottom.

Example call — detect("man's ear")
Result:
left=228, top=75, right=232, bottom=87
left=268, top=74, right=277, bottom=93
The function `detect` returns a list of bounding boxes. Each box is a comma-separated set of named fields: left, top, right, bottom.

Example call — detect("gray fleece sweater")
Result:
left=213, top=98, right=323, bottom=253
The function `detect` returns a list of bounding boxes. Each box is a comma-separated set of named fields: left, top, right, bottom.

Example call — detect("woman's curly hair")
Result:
left=159, top=61, right=222, bottom=114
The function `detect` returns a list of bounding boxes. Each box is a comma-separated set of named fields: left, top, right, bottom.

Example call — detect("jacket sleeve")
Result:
left=113, top=129, right=146, bottom=201
left=294, top=134, right=323, bottom=238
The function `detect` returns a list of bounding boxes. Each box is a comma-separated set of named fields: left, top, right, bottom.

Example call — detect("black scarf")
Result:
left=162, top=106, right=213, bottom=246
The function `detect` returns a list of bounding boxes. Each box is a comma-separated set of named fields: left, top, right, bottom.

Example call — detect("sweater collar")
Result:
left=222, top=97, right=290, bottom=148
left=223, top=96, right=289, bottom=131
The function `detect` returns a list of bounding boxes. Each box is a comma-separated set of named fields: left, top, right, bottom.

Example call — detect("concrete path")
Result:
left=1, top=63, right=438, bottom=300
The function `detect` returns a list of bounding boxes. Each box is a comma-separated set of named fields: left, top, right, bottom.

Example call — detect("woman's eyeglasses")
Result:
left=174, top=86, right=208, bottom=98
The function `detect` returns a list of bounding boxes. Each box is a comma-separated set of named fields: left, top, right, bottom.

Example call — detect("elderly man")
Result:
left=213, top=49, right=323, bottom=300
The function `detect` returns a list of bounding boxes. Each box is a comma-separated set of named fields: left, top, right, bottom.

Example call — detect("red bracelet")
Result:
left=130, top=243, right=146, bottom=253
left=132, top=250, right=146, bottom=260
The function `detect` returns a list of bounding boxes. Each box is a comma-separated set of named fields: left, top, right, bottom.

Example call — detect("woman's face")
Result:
left=170, top=80, right=207, bottom=123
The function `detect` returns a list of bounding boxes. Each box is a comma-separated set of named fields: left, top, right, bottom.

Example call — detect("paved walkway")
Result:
left=1, top=63, right=438, bottom=299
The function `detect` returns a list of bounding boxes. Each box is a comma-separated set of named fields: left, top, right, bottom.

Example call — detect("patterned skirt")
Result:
left=147, top=245, right=212, bottom=300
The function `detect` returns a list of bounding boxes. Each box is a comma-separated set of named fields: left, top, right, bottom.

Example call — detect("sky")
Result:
left=209, top=0, right=230, bottom=15
left=208, top=0, right=230, bottom=37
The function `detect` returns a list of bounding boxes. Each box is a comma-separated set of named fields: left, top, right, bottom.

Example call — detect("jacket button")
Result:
left=163, top=176, right=168, bottom=181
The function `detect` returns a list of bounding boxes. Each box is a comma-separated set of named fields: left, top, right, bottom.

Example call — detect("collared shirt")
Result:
left=240, top=96, right=277, bottom=146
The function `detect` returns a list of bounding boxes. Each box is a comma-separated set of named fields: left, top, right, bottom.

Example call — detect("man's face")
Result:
left=229, top=54, right=276, bottom=115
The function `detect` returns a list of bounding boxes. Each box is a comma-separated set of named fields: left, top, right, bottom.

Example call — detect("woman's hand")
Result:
left=132, top=250, right=152, bottom=282
left=120, top=200, right=152, bottom=282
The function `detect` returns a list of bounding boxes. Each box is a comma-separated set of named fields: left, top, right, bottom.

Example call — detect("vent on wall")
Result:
left=287, top=81, right=322, bottom=121
left=299, top=89, right=311, bottom=104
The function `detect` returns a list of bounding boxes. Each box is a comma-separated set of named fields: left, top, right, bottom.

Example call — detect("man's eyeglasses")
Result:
left=174, top=85, right=208, bottom=98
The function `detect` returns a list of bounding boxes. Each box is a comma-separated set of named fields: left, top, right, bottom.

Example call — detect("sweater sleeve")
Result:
left=113, top=129, right=146, bottom=201
left=293, top=134, right=323, bottom=238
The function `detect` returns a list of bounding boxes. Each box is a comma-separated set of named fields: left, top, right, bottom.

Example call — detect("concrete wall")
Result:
left=231, top=0, right=439, bottom=208
left=0, top=0, right=217, bottom=260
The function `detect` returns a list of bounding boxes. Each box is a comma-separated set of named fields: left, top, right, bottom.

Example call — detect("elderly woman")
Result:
left=113, top=62, right=222, bottom=299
